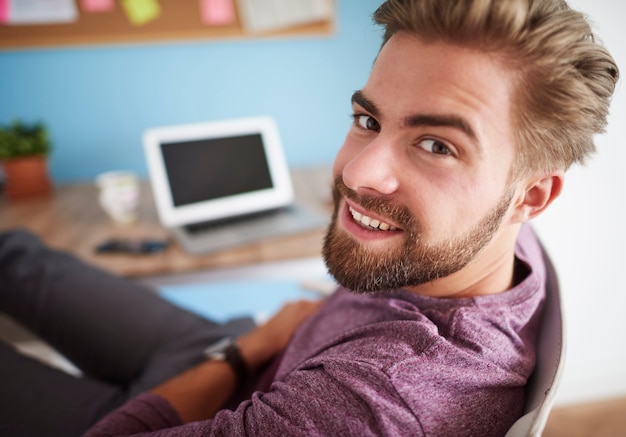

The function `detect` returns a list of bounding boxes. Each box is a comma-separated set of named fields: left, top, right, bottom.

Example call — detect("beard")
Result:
left=322, top=177, right=513, bottom=293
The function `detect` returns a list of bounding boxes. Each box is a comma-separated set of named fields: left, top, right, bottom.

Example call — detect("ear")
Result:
left=509, top=170, right=565, bottom=224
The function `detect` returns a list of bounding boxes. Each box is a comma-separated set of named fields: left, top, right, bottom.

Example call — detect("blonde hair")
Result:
left=373, top=0, right=619, bottom=177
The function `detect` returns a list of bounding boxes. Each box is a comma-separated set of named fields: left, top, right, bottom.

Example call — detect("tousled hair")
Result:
left=373, top=0, right=619, bottom=177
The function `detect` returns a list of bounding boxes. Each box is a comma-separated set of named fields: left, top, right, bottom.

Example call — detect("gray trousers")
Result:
left=0, top=229, right=254, bottom=437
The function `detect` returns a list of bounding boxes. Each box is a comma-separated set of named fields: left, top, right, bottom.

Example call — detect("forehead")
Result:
left=364, top=32, right=517, bottom=154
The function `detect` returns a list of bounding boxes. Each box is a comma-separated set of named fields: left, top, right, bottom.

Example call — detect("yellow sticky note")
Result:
left=121, top=0, right=161, bottom=26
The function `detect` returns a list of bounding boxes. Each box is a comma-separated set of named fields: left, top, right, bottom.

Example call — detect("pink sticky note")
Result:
left=81, top=0, right=115, bottom=13
left=0, top=0, right=9, bottom=24
left=200, top=0, right=236, bottom=26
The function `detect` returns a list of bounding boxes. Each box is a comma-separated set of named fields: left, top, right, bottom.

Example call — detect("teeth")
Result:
left=349, top=206, right=397, bottom=231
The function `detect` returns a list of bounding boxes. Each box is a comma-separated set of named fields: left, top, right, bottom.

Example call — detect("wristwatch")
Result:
left=203, top=337, right=248, bottom=387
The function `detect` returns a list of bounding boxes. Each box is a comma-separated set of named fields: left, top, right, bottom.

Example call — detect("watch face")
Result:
left=206, top=351, right=227, bottom=360
left=202, top=336, right=248, bottom=386
left=203, top=337, right=234, bottom=360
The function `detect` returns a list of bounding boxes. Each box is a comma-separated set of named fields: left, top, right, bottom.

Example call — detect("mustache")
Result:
left=332, top=177, right=415, bottom=230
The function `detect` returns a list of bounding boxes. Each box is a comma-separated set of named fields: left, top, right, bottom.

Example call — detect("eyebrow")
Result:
left=352, top=90, right=380, bottom=118
left=351, top=90, right=479, bottom=144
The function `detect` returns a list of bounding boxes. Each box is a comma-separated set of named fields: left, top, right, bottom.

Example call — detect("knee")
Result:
left=0, top=228, right=44, bottom=251
left=0, top=228, right=46, bottom=269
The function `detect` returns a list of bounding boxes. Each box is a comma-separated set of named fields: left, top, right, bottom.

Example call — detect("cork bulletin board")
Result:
left=0, top=0, right=335, bottom=51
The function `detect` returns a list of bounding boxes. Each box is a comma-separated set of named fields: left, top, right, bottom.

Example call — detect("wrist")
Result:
left=237, top=328, right=279, bottom=371
left=203, top=337, right=248, bottom=389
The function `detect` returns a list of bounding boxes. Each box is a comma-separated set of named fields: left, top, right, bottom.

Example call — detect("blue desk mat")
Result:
left=158, top=279, right=323, bottom=324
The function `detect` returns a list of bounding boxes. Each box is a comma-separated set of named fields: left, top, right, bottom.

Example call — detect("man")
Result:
left=0, top=0, right=618, bottom=436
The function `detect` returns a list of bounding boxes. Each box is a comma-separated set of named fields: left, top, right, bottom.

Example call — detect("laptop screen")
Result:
left=161, top=133, right=273, bottom=207
left=143, top=116, right=294, bottom=228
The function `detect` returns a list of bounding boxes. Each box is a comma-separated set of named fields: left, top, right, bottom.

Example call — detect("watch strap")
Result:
left=223, top=342, right=248, bottom=387
left=204, top=338, right=248, bottom=388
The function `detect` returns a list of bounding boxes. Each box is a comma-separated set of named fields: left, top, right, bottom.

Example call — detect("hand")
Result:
left=238, top=299, right=324, bottom=371
left=148, top=299, right=323, bottom=423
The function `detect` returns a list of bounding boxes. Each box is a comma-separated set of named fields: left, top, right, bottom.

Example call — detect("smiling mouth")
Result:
left=349, top=206, right=398, bottom=231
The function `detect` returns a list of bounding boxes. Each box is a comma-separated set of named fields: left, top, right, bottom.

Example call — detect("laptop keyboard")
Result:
left=174, top=203, right=329, bottom=254
left=183, top=208, right=286, bottom=235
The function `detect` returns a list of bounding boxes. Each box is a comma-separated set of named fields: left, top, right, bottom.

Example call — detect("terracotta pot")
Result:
left=1, top=155, right=52, bottom=200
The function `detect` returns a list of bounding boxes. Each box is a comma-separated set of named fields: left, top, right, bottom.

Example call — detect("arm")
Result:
left=151, top=299, right=322, bottom=423
left=87, top=349, right=423, bottom=437
left=85, top=299, right=429, bottom=437
left=85, top=298, right=323, bottom=437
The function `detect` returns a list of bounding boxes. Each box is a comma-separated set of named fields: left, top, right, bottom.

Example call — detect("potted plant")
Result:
left=0, top=119, right=53, bottom=200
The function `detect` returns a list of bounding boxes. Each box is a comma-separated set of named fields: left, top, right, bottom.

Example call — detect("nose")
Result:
left=341, top=136, right=400, bottom=196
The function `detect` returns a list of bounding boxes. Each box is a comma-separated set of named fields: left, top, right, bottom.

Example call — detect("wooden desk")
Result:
left=0, top=166, right=333, bottom=278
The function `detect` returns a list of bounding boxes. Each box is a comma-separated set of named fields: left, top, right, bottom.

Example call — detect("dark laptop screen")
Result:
left=161, top=133, right=273, bottom=207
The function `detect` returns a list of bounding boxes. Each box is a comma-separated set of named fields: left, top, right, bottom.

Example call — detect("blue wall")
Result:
left=0, top=1, right=383, bottom=182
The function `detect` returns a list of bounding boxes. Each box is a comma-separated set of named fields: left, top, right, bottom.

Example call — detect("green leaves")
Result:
left=0, top=120, right=51, bottom=159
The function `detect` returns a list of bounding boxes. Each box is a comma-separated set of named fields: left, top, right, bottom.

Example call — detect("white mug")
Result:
left=95, top=171, right=140, bottom=224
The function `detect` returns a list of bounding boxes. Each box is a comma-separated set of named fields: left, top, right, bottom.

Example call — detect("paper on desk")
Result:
left=236, top=0, right=332, bottom=33
left=5, top=0, right=77, bottom=25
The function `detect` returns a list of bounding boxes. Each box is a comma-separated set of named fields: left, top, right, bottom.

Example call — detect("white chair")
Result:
left=505, top=246, right=566, bottom=437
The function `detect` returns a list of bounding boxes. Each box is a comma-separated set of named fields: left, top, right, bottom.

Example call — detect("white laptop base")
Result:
left=143, top=116, right=329, bottom=255
left=171, top=202, right=328, bottom=255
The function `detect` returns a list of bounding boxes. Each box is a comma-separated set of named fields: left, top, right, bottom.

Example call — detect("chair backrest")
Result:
left=504, top=245, right=566, bottom=437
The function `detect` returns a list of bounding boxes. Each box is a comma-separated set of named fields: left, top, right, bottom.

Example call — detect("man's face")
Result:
left=323, top=32, right=520, bottom=297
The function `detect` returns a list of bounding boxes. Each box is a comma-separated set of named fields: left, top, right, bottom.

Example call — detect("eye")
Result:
left=353, top=114, right=380, bottom=132
left=417, top=138, right=453, bottom=156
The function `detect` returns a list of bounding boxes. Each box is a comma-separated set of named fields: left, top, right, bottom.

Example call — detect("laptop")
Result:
left=143, top=116, right=328, bottom=255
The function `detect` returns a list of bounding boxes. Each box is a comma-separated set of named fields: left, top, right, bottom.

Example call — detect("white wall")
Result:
left=533, top=0, right=626, bottom=406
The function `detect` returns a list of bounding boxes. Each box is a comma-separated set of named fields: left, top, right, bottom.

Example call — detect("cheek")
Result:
left=406, top=192, right=450, bottom=237
left=405, top=177, right=482, bottom=237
